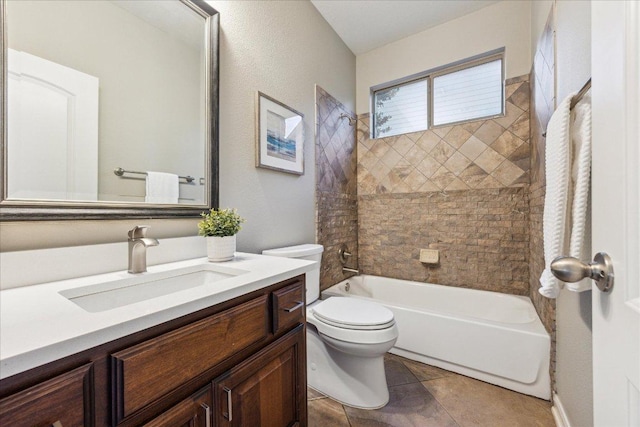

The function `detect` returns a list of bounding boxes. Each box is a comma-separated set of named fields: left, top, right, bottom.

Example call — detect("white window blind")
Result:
left=373, top=78, right=428, bottom=138
left=432, top=59, right=503, bottom=126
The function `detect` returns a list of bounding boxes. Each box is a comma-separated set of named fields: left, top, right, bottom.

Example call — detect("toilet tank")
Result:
left=262, top=244, right=323, bottom=303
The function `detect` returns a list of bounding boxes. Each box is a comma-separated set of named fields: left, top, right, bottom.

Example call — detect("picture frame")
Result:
left=256, top=92, right=305, bottom=175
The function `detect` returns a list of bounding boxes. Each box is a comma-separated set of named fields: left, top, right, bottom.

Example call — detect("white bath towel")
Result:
left=566, top=90, right=592, bottom=292
left=145, top=171, right=179, bottom=204
left=539, top=93, right=575, bottom=298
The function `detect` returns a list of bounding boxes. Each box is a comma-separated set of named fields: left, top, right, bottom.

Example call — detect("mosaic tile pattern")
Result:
left=357, top=76, right=531, bottom=195
left=529, top=10, right=557, bottom=394
left=316, top=192, right=358, bottom=290
left=358, top=188, right=530, bottom=295
left=308, top=353, right=555, bottom=427
left=315, top=86, right=358, bottom=290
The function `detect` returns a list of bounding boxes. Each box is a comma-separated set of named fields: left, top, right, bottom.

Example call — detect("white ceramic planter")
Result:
left=206, top=235, right=236, bottom=262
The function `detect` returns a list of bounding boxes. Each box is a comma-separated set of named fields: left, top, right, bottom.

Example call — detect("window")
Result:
left=433, top=59, right=503, bottom=126
left=371, top=49, right=504, bottom=139
left=374, top=78, right=428, bottom=138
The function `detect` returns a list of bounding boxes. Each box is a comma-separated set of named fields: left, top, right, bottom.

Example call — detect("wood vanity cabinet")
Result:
left=0, top=275, right=307, bottom=427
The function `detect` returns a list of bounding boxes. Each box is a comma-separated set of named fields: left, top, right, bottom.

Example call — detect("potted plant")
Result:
left=198, top=208, right=245, bottom=262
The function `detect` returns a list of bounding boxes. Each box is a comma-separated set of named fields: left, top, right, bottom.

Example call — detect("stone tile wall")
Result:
left=356, top=75, right=531, bottom=296
left=357, top=77, right=531, bottom=195
left=530, top=9, right=556, bottom=336
left=358, top=188, right=529, bottom=294
left=315, top=86, right=358, bottom=290
left=530, top=11, right=557, bottom=392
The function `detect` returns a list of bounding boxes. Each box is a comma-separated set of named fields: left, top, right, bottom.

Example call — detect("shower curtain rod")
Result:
left=570, top=78, right=591, bottom=110
left=542, top=78, right=591, bottom=137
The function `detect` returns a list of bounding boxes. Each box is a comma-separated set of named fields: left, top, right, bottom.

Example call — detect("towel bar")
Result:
left=114, top=167, right=196, bottom=183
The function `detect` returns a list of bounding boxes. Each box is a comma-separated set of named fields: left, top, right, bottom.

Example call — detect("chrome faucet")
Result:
left=127, top=226, right=159, bottom=274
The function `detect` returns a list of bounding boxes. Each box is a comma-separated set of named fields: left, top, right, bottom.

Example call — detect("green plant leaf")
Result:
left=198, top=208, right=246, bottom=237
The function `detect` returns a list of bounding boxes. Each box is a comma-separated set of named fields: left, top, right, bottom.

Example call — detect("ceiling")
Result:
left=310, top=0, right=500, bottom=55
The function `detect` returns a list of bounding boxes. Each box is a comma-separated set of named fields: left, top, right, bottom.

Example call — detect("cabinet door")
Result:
left=213, top=325, right=305, bottom=427
left=0, top=363, right=93, bottom=427
left=143, top=386, right=212, bottom=427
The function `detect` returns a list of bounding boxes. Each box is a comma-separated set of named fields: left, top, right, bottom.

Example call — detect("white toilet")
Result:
left=262, top=244, right=398, bottom=409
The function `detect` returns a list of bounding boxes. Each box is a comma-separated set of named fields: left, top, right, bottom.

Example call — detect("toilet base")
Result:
left=307, top=326, right=394, bottom=409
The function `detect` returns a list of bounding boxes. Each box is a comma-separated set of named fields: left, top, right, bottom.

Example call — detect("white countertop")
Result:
left=0, top=253, right=315, bottom=380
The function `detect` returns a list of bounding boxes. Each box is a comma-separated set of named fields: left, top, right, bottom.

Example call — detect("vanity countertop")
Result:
left=0, top=253, right=315, bottom=380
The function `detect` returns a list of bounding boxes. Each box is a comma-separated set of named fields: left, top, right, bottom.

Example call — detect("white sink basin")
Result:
left=59, top=264, right=249, bottom=313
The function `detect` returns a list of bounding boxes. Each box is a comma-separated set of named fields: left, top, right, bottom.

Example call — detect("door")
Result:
left=213, top=326, right=305, bottom=427
left=592, top=2, right=640, bottom=425
left=7, top=49, right=99, bottom=201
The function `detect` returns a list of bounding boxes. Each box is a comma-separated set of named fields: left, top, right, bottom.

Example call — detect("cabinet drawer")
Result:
left=0, top=363, right=93, bottom=427
left=272, top=281, right=305, bottom=334
left=112, top=295, right=269, bottom=422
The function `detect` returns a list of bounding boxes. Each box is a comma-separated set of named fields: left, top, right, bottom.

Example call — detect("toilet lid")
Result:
left=312, top=298, right=395, bottom=330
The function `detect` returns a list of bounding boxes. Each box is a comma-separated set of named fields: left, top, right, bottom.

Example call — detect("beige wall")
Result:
left=210, top=0, right=355, bottom=254
left=531, top=0, right=555, bottom=63
left=355, top=1, right=532, bottom=114
left=0, top=1, right=355, bottom=254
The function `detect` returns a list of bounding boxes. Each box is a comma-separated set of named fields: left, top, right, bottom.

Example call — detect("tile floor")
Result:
left=307, top=353, right=555, bottom=427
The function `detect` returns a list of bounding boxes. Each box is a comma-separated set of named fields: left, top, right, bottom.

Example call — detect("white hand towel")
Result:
left=539, top=93, right=575, bottom=298
left=145, top=171, right=179, bottom=204
left=566, top=90, right=592, bottom=292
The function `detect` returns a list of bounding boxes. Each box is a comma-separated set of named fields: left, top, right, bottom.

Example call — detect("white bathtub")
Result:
left=322, top=275, right=551, bottom=400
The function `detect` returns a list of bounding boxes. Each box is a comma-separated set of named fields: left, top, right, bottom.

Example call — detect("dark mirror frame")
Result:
left=0, top=0, right=219, bottom=221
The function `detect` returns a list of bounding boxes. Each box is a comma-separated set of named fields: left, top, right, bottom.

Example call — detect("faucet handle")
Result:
left=128, top=225, right=150, bottom=239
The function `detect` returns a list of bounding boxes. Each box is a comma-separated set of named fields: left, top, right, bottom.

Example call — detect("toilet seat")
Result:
left=307, top=298, right=398, bottom=346
left=312, top=298, right=395, bottom=330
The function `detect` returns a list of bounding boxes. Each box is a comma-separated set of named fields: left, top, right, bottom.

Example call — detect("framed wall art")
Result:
left=256, top=92, right=304, bottom=175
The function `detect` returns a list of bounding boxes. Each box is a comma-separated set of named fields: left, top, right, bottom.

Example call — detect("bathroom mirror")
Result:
left=0, top=0, right=219, bottom=220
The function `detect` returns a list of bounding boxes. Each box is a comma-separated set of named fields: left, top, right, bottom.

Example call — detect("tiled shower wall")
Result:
left=356, top=76, right=531, bottom=295
left=358, top=188, right=529, bottom=293
left=530, top=10, right=556, bottom=337
left=315, top=86, right=358, bottom=290
left=530, top=11, right=557, bottom=390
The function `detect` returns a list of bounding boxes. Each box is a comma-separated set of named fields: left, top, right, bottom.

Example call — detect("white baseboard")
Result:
left=551, top=392, right=572, bottom=427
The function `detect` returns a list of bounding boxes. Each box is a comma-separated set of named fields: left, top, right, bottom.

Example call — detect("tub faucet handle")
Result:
left=338, top=244, right=353, bottom=265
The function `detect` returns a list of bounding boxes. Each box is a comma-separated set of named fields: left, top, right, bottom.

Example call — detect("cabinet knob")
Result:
left=51, top=422, right=63, bottom=427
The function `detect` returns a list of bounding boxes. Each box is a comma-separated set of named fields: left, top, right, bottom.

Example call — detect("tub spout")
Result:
left=342, top=267, right=359, bottom=274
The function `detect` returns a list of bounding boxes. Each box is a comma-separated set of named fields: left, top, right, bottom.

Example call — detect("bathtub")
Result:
left=322, top=275, right=551, bottom=400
